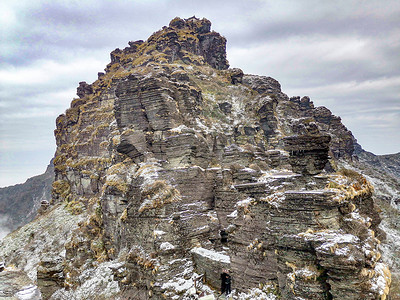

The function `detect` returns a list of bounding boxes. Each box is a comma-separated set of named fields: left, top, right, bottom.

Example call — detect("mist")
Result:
left=0, top=214, right=11, bottom=240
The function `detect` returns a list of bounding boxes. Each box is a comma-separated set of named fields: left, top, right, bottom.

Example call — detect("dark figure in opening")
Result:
left=220, top=230, right=228, bottom=243
left=220, top=270, right=232, bottom=296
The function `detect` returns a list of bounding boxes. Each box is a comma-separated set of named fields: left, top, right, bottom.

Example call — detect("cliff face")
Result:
left=0, top=17, right=393, bottom=300
left=348, top=148, right=400, bottom=297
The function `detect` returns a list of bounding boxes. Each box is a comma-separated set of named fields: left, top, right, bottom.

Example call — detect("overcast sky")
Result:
left=0, top=0, right=399, bottom=187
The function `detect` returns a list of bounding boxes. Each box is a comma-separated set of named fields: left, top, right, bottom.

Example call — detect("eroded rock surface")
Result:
left=0, top=17, right=393, bottom=300
left=0, top=268, right=41, bottom=299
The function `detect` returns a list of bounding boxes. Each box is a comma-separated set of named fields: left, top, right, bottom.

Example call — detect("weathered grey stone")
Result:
left=76, top=81, right=93, bottom=98
left=0, top=268, right=42, bottom=299
left=283, top=134, right=331, bottom=175
left=37, top=257, right=64, bottom=299
left=242, top=74, right=281, bottom=94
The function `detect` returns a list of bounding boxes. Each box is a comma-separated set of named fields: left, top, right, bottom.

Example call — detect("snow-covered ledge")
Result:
left=190, top=247, right=231, bottom=289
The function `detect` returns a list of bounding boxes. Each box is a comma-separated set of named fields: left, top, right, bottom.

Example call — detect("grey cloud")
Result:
left=231, top=38, right=400, bottom=90
left=2, top=0, right=271, bottom=66
left=229, top=13, right=400, bottom=46
left=2, top=1, right=166, bottom=66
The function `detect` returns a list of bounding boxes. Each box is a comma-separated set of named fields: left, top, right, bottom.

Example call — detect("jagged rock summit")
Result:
left=109, top=16, right=229, bottom=71
left=0, top=17, right=393, bottom=299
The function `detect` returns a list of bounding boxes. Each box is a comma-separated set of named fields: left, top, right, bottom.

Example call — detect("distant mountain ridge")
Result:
left=0, top=161, right=53, bottom=235
left=357, top=148, right=400, bottom=182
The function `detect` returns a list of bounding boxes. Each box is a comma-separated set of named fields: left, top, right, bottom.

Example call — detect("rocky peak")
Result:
left=108, top=16, right=229, bottom=71
left=76, top=81, right=93, bottom=98
left=169, top=16, right=211, bottom=33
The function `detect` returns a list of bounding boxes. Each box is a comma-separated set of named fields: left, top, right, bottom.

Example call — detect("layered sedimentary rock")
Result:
left=0, top=17, right=392, bottom=299
left=0, top=268, right=42, bottom=299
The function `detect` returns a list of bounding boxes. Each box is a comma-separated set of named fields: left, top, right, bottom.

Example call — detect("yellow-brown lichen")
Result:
left=326, top=168, right=374, bottom=203
left=52, top=180, right=70, bottom=200
left=139, top=180, right=181, bottom=213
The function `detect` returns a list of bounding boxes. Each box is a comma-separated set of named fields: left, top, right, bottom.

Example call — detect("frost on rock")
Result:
left=379, top=218, right=400, bottom=273
left=294, top=266, right=321, bottom=281
left=134, top=160, right=182, bottom=213
left=135, top=160, right=162, bottom=187
left=261, top=192, right=285, bottom=208
left=371, top=262, right=391, bottom=298
left=299, top=230, right=362, bottom=259
left=50, top=261, right=120, bottom=300
left=162, top=271, right=215, bottom=300
left=300, top=230, right=359, bottom=244
left=0, top=204, right=83, bottom=281
left=162, top=276, right=195, bottom=294
left=236, top=286, right=278, bottom=300
left=160, top=260, right=198, bottom=298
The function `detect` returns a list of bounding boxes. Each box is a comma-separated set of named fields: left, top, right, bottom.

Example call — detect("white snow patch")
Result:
left=333, top=246, right=352, bottom=256
left=343, top=210, right=372, bottom=225
left=371, top=262, right=391, bottom=296
left=109, top=120, right=117, bottom=128
left=302, top=230, right=359, bottom=244
left=135, top=160, right=161, bottom=187
left=199, top=294, right=215, bottom=300
left=195, top=118, right=212, bottom=134
left=154, top=230, right=166, bottom=236
left=241, top=167, right=257, bottom=173
left=105, top=173, right=119, bottom=182
left=195, top=225, right=210, bottom=233
left=317, top=238, right=358, bottom=254
left=0, top=205, right=84, bottom=282
left=378, top=219, right=400, bottom=271
left=295, top=267, right=319, bottom=279
left=300, top=230, right=360, bottom=255
left=227, top=210, right=238, bottom=218
left=257, top=169, right=299, bottom=183
left=191, top=247, right=231, bottom=264
left=236, top=197, right=254, bottom=208
left=363, top=173, right=400, bottom=202
left=170, top=124, right=190, bottom=134
left=160, top=242, right=175, bottom=251
left=15, top=285, right=41, bottom=300
left=207, top=210, right=219, bottom=222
